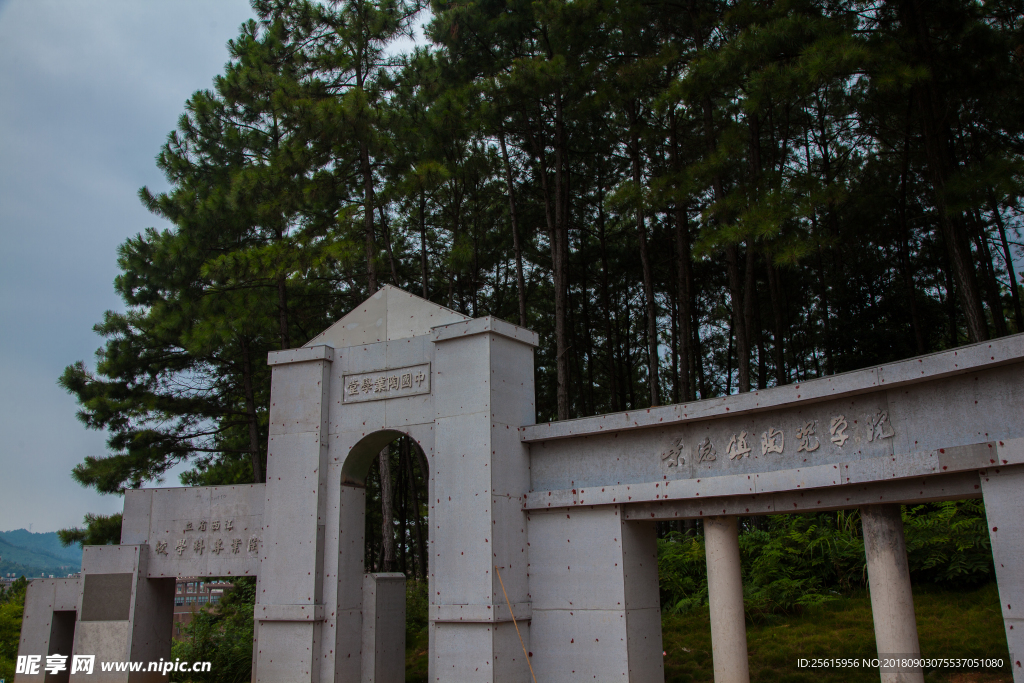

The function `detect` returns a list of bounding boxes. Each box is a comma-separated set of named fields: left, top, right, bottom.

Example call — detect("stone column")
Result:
left=429, top=317, right=537, bottom=683
left=255, top=345, right=333, bottom=683
left=861, top=504, right=924, bottom=683
left=528, top=506, right=663, bottom=682
left=980, top=459, right=1024, bottom=683
left=704, top=515, right=749, bottom=683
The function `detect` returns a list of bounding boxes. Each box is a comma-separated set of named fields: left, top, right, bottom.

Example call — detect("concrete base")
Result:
left=362, top=573, right=405, bottom=683
left=66, top=545, right=173, bottom=683
left=704, top=516, right=749, bottom=683
left=15, top=579, right=80, bottom=683
left=981, top=464, right=1024, bottom=683
left=861, top=504, right=923, bottom=683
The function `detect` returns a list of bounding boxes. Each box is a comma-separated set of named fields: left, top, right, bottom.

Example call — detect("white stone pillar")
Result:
left=704, top=516, right=749, bottom=683
left=861, top=504, right=924, bottom=683
left=527, top=506, right=663, bottom=682
left=256, top=345, right=333, bottom=683
left=429, top=318, right=537, bottom=683
left=980, top=458, right=1024, bottom=683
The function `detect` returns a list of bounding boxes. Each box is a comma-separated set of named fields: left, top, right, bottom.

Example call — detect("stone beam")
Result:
left=521, top=335, right=1024, bottom=442
left=622, top=471, right=981, bottom=521
left=121, top=485, right=264, bottom=579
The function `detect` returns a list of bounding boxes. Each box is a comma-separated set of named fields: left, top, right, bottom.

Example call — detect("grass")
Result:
left=662, top=583, right=1012, bottom=683
left=404, top=583, right=1012, bottom=682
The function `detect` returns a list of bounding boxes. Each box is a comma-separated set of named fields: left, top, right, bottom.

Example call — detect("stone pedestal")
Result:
left=362, top=573, right=406, bottom=683
left=861, top=504, right=923, bottom=683
left=528, top=505, right=663, bottom=682
left=704, top=516, right=749, bottom=683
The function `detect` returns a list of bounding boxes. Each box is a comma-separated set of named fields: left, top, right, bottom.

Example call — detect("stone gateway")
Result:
left=15, top=286, right=1024, bottom=683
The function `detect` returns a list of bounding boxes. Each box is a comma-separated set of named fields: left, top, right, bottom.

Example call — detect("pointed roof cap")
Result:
left=303, top=285, right=471, bottom=348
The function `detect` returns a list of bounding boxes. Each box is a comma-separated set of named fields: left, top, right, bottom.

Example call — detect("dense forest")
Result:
left=58, top=0, right=1023, bottom=568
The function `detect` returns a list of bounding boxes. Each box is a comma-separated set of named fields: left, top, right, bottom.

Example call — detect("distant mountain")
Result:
left=0, top=529, right=82, bottom=579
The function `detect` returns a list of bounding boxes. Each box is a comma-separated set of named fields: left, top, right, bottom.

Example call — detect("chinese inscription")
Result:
left=660, top=437, right=686, bottom=467
left=159, top=518, right=258, bottom=560
left=796, top=422, right=820, bottom=453
left=761, top=428, right=784, bottom=456
left=659, top=409, right=899, bottom=467
left=829, top=415, right=850, bottom=446
left=726, top=432, right=752, bottom=460
left=695, top=437, right=717, bottom=463
left=867, top=410, right=895, bottom=442
left=342, top=363, right=431, bottom=403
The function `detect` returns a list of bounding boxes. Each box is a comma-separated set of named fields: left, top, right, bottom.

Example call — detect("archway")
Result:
left=340, top=429, right=431, bottom=680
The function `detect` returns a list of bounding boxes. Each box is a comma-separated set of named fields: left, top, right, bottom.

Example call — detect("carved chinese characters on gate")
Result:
left=153, top=518, right=260, bottom=560
left=659, top=409, right=895, bottom=469
left=726, top=432, right=751, bottom=460
left=341, top=362, right=430, bottom=403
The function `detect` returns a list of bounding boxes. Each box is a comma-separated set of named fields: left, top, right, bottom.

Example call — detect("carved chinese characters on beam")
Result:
left=726, top=432, right=752, bottom=460
left=660, top=437, right=686, bottom=467
left=342, top=363, right=430, bottom=403
left=153, top=518, right=260, bottom=561
left=659, top=410, right=895, bottom=468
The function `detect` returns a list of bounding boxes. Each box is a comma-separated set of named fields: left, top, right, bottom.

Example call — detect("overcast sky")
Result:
left=0, top=0, right=430, bottom=534
left=0, top=0, right=261, bottom=532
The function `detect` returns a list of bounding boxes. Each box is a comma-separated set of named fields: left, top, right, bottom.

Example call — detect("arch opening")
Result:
left=338, top=429, right=431, bottom=678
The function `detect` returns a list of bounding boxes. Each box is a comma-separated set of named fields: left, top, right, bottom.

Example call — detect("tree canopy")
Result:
left=61, top=0, right=1024, bottom=542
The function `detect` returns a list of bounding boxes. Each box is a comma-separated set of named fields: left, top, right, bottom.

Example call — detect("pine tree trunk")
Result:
left=970, top=210, right=1007, bottom=337
left=943, top=251, right=959, bottom=346
left=726, top=244, right=749, bottom=392
left=240, top=336, right=264, bottom=484
left=897, top=110, right=926, bottom=354
left=404, top=439, right=427, bottom=579
left=362, top=139, right=377, bottom=294
left=691, top=11, right=747, bottom=393
left=397, top=443, right=407, bottom=575
left=598, top=193, right=620, bottom=412
left=693, top=303, right=707, bottom=399
left=631, top=116, right=659, bottom=406
left=765, top=259, right=787, bottom=385
left=553, top=89, right=571, bottom=420
left=420, top=192, right=429, bottom=299
left=990, top=195, right=1023, bottom=330
left=378, top=446, right=395, bottom=572
left=499, top=126, right=528, bottom=327
left=276, top=273, right=290, bottom=350
left=903, top=0, right=988, bottom=342
left=379, top=205, right=399, bottom=285
left=670, top=112, right=694, bottom=402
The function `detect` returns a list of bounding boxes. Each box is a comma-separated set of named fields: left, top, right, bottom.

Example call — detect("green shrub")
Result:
left=0, top=577, right=28, bottom=682
left=903, top=500, right=992, bottom=587
left=170, top=578, right=254, bottom=683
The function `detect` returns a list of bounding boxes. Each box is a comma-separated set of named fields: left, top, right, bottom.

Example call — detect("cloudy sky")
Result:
left=0, top=0, right=430, bottom=534
left=0, top=0, right=262, bottom=532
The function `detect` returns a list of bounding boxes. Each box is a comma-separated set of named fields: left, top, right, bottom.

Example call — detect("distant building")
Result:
left=172, top=577, right=234, bottom=639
